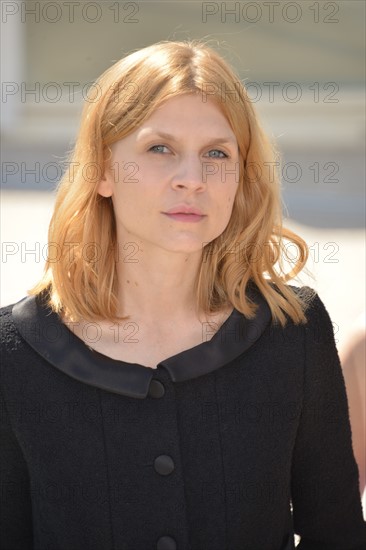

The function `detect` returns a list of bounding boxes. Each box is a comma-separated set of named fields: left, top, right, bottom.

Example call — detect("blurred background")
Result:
left=1, top=0, right=365, bottom=518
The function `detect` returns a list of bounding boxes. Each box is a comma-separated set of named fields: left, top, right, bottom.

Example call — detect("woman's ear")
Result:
left=97, top=173, right=113, bottom=197
left=97, top=147, right=114, bottom=197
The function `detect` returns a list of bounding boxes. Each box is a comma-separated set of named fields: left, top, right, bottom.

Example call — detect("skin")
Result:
left=71, top=93, right=241, bottom=367
left=339, top=321, right=366, bottom=502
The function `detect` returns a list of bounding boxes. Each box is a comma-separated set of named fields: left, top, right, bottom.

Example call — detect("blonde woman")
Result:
left=1, top=40, right=365, bottom=550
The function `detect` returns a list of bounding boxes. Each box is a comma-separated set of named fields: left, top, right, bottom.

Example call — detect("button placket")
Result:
left=136, top=369, right=188, bottom=549
left=149, top=374, right=178, bottom=548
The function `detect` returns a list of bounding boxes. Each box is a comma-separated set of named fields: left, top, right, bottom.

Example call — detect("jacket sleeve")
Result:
left=290, top=291, right=366, bottom=549
left=0, top=386, right=34, bottom=549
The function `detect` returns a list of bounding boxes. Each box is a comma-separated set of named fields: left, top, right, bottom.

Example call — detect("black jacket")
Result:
left=1, top=286, right=365, bottom=550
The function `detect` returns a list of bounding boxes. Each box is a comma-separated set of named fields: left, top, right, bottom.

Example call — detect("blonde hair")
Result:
left=30, top=39, right=312, bottom=326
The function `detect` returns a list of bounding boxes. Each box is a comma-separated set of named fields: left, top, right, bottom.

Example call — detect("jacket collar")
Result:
left=12, top=285, right=271, bottom=399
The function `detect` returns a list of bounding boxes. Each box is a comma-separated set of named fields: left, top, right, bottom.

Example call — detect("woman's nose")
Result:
left=171, top=155, right=207, bottom=191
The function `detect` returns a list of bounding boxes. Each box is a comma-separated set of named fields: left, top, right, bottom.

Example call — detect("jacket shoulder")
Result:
left=0, top=297, right=33, bottom=356
left=298, top=286, right=336, bottom=342
left=268, top=282, right=327, bottom=329
left=1, top=301, right=20, bottom=341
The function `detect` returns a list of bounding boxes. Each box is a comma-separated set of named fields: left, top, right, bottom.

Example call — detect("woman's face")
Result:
left=98, top=93, right=240, bottom=256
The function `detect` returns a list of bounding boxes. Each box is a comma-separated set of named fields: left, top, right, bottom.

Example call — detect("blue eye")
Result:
left=207, top=149, right=228, bottom=158
left=149, top=145, right=169, bottom=153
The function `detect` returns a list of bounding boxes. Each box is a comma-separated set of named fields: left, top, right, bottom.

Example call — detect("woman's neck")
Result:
left=115, top=243, right=204, bottom=322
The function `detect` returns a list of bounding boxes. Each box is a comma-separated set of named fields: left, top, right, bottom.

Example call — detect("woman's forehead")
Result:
left=137, top=95, right=236, bottom=132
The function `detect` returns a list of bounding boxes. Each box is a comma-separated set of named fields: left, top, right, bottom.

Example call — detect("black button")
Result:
left=148, top=380, right=165, bottom=398
left=154, top=455, right=175, bottom=476
left=156, top=535, right=177, bottom=550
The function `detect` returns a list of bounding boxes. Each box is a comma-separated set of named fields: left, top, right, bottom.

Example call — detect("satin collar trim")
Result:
left=12, top=286, right=271, bottom=399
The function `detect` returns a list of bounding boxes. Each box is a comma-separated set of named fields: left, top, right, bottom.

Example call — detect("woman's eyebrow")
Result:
left=139, top=130, right=238, bottom=147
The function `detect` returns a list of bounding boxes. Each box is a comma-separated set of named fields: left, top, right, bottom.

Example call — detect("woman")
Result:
left=1, top=40, right=365, bottom=550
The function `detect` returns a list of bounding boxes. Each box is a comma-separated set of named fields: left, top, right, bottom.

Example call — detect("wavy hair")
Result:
left=30, top=39, right=312, bottom=326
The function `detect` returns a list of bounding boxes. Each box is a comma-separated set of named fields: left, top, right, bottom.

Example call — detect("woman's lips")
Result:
left=162, top=204, right=206, bottom=223
left=162, top=213, right=206, bottom=223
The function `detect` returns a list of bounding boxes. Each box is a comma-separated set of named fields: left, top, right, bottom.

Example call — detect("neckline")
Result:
left=59, top=306, right=237, bottom=370
left=11, top=285, right=272, bottom=399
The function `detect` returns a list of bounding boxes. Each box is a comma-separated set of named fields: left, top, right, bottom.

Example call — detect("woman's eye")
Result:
left=206, top=149, right=228, bottom=159
left=149, top=145, right=169, bottom=153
